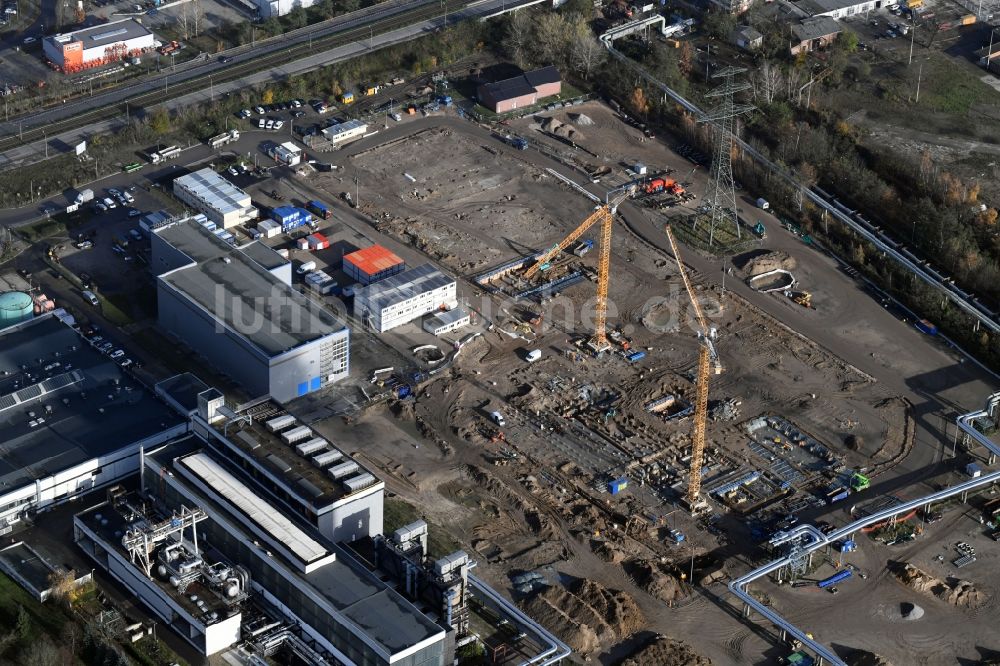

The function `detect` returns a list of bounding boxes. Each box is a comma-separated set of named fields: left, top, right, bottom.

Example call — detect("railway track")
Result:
left=0, top=0, right=463, bottom=153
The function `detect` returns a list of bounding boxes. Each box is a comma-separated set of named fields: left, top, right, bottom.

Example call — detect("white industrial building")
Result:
left=43, top=19, right=156, bottom=72
left=799, top=0, right=878, bottom=18
left=423, top=308, right=471, bottom=336
left=174, top=168, right=258, bottom=229
left=354, top=264, right=458, bottom=333
left=0, top=311, right=187, bottom=533
left=268, top=141, right=303, bottom=166
left=321, top=119, right=368, bottom=146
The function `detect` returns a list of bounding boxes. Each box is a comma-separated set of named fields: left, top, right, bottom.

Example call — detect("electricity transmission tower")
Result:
left=695, top=66, right=754, bottom=247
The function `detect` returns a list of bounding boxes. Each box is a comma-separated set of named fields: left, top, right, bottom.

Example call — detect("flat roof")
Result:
left=799, top=0, right=866, bottom=13
left=179, top=452, right=333, bottom=568
left=0, top=542, right=55, bottom=594
left=322, top=119, right=368, bottom=139
left=343, top=245, right=405, bottom=276
left=156, top=220, right=347, bottom=357
left=147, top=442, right=442, bottom=657
left=174, top=168, right=252, bottom=217
left=50, top=18, right=152, bottom=48
left=356, top=263, right=454, bottom=313
left=214, top=404, right=380, bottom=510
left=0, top=314, right=184, bottom=492
left=155, top=372, right=211, bottom=415
left=76, top=500, right=236, bottom=620
left=429, top=308, right=469, bottom=326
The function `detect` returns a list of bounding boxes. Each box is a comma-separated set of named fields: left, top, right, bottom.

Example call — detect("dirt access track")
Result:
left=288, top=104, right=997, bottom=665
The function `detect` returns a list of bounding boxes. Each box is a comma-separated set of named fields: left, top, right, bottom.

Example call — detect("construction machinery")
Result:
left=664, top=224, right=722, bottom=513
left=523, top=182, right=635, bottom=352
left=789, top=291, right=813, bottom=309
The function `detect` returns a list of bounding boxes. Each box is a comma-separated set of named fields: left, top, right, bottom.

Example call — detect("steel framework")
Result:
left=696, top=66, right=754, bottom=246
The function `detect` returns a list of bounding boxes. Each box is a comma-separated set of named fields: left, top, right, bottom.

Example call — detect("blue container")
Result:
left=626, top=350, right=646, bottom=363
left=608, top=476, right=629, bottom=494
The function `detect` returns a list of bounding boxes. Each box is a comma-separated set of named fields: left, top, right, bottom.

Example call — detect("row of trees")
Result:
left=502, top=0, right=606, bottom=81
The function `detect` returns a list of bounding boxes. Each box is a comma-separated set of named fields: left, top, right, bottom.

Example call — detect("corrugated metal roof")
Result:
left=180, top=452, right=331, bottom=565
left=344, top=245, right=405, bottom=276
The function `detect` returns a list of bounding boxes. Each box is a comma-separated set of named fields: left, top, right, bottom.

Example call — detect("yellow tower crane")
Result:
left=523, top=183, right=634, bottom=352
left=664, top=224, right=722, bottom=513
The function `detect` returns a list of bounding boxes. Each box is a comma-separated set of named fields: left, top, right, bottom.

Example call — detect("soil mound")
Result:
left=628, top=558, right=687, bottom=604
left=738, top=250, right=796, bottom=277
left=621, top=634, right=712, bottom=666
left=519, top=579, right=644, bottom=654
left=893, top=563, right=986, bottom=608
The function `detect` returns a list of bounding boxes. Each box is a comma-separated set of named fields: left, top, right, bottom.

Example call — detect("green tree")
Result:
left=837, top=30, right=859, bottom=53
left=286, top=5, right=308, bottom=29
left=149, top=108, right=171, bottom=135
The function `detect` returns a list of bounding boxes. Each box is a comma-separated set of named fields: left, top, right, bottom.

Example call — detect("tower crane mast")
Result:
left=523, top=185, right=633, bottom=351
left=664, top=224, right=721, bottom=512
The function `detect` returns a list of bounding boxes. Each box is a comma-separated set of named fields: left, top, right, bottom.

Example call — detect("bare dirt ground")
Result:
left=296, top=103, right=998, bottom=665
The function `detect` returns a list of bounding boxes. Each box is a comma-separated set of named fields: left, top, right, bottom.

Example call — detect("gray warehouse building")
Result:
left=152, top=218, right=349, bottom=403
left=0, top=311, right=187, bottom=532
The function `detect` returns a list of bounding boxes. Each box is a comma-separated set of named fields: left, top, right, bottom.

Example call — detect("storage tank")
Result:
left=0, top=291, right=33, bottom=327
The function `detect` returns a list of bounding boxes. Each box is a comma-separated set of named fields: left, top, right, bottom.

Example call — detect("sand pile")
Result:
left=539, top=116, right=585, bottom=141
left=737, top=250, right=797, bottom=277
left=570, top=112, right=594, bottom=126
left=621, top=634, right=712, bottom=666
left=520, top=579, right=645, bottom=654
left=893, top=563, right=986, bottom=608
left=628, top=558, right=688, bottom=604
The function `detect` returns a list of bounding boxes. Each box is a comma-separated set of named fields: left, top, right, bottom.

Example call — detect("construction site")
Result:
left=245, top=89, right=1000, bottom=666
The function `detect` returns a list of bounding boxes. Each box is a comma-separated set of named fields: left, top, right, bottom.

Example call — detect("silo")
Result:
left=0, top=291, right=34, bottom=328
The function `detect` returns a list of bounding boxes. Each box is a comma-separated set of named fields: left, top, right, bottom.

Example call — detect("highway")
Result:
left=603, top=43, right=1000, bottom=337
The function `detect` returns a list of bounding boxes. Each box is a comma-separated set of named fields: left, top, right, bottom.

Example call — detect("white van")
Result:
left=756, top=198, right=770, bottom=210
left=490, top=411, right=506, bottom=427
left=525, top=349, right=542, bottom=363
left=82, top=290, right=99, bottom=306
left=296, top=260, right=317, bottom=275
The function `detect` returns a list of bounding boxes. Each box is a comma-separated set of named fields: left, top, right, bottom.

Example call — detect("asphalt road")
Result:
left=0, top=0, right=528, bottom=170
left=0, top=0, right=434, bottom=136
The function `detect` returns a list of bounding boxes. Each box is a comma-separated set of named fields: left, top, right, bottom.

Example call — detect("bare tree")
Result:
left=569, top=19, right=605, bottom=80
left=178, top=1, right=190, bottom=40
left=191, top=0, right=205, bottom=37
left=785, top=66, right=804, bottom=102
left=504, top=12, right=533, bottom=68
left=754, top=60, right=782, bottom=105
